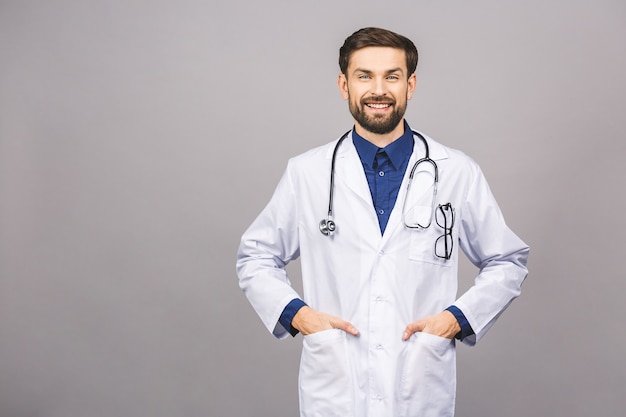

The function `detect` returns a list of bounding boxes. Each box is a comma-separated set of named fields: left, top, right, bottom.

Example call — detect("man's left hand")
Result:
left=402, top=310, right=461, bottom=341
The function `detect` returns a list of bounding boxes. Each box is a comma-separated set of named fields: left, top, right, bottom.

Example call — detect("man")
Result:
left=237, top=27, right=529, bottom=417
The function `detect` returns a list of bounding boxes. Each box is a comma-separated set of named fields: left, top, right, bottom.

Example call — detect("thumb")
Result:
left=403, top=320, right=425, bottom=341
left=330, top=317, right=360, bottom=336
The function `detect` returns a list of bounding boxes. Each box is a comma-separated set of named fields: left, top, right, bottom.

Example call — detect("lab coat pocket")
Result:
left=299, top=329, right=354, bottom=417
left=408, top=229, right=453, bottom=267
left=396, top=332, right=456, bottom=417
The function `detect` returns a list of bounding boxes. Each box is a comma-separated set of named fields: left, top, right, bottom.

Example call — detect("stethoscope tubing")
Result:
left=320, top=129, right=436, bottom=236
left=326, top=130, right=351, bottom=219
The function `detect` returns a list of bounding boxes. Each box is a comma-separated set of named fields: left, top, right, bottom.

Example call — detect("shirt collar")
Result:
left=352, top=121, right=414, bottom=169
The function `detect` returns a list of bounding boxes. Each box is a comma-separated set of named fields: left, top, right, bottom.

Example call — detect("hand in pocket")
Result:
left=402, top=310, right=460, bottom=341
left=293, top=306, right=360, bottom=336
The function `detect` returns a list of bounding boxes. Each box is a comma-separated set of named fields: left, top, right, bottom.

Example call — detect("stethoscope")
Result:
left=320, top=130, right=439, bottom=236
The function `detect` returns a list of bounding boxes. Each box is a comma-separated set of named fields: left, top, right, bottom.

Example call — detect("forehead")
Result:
left=348, top=47, right=407, bottom=73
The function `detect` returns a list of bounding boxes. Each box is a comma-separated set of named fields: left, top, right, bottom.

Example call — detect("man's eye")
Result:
left=358, top=75, right=370, bottom=79
left=387, top=75, right=399, bottom=80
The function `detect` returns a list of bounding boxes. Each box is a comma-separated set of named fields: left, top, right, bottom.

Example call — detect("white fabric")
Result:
left=237, top=130, right=529, bottom=417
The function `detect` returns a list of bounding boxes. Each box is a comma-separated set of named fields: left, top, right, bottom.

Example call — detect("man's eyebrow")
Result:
left=353, top=68, right=373, bottom=75
left=385, top=67, right=405, bottom=75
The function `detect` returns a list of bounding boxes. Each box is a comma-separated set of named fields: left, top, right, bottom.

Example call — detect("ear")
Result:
left=337, top=73, right=349, bottom=100
left=406, top=73, right=417, bottom=100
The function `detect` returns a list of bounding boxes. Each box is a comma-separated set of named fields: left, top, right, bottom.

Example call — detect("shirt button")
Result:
left=378, top=209, right=384, bottom=215
left=378, top=171, right=385, bottom=177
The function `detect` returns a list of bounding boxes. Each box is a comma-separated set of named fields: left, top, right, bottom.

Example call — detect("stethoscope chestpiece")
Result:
left=319, top=218, right=336, bottom=236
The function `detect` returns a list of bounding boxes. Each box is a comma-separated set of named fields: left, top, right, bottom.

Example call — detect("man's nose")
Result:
left=372, top=77, right=386, bottom=96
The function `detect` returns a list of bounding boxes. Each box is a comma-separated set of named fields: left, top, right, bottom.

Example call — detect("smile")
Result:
left=366, top=103, right=392, bottom=109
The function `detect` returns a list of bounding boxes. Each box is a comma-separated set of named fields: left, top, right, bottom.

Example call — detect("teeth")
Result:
left=368, top=103, right=390, bottom=109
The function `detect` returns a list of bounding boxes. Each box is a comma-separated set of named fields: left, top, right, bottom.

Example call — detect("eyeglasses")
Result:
left=435, top=203, right=454, bottom=260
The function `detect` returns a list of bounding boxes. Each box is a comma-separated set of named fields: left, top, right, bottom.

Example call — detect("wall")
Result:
left=1, top=1, right=625, bottom=416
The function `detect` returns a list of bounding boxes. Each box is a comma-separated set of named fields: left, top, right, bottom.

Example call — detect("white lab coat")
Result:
left=237, top=130, right=529, bottom=417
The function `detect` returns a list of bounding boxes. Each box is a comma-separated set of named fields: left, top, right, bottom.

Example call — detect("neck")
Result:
left=353, top=120, right=406, bottom=148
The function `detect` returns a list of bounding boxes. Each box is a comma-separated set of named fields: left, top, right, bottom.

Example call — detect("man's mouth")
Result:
left=365, top=103, right=392, bottom=109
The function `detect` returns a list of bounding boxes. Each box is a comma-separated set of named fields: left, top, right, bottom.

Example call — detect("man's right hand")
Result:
left=291, top=306, right=360, bottom=336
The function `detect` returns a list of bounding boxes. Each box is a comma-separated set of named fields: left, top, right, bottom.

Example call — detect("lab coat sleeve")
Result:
left=236, top=162, right=302, bottom=339
left=455, top=164, right=529, bottom=346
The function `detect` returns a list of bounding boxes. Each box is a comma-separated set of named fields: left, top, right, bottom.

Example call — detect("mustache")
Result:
left=362, top=95, right=395, bottom=105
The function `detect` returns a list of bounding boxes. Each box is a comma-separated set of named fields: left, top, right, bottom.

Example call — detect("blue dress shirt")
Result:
left=279, top=124, right=474, bottom=340
left=351, top=124, right=413, bottom=235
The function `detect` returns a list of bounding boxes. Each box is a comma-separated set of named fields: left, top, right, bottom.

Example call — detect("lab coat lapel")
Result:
left=333, top=134, right=374, bottom=208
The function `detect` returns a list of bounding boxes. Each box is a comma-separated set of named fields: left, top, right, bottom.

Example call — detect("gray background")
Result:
left=1, top=0, right=625, bottom=416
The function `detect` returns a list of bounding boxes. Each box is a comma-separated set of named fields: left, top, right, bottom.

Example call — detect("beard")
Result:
left=348, top=95, right=406, bottom=135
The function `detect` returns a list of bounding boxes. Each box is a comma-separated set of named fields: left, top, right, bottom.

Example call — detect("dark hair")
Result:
left=339, top=27, right=418, bottom=77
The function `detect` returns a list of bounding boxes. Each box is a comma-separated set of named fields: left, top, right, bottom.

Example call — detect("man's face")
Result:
left=338, top=47, right=416, bottom=136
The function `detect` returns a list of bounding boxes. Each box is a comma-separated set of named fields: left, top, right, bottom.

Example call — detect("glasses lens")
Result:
left=435, top=234, right=453, bottom=259
left=436, top=203, right=454, bottom=229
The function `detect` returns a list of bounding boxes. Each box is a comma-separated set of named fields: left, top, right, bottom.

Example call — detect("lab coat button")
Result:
left=375, top=344, right=383, bottom=350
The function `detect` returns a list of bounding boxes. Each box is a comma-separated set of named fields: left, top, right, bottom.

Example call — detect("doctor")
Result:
left=237, top=27, right=529, bottom=417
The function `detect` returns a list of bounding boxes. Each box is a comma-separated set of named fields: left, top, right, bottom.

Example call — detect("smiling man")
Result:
left=237, top=27, right=529, bottom=417
left=340, top=46, right=415, bottom=143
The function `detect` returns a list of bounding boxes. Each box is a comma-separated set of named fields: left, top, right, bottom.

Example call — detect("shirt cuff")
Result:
left=445, top=305, right=475, bottom=341
left=279, top=298, right=308, bottom=337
